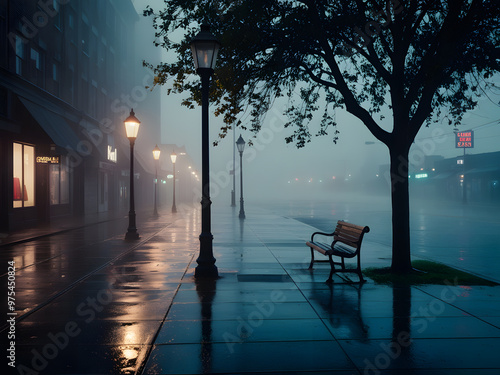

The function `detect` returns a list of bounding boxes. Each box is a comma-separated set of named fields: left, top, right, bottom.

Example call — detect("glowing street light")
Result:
left=170, top=151, right=177, bottom=213
left=124, top=109, right=140, bottom=240
left=152, top=144, right=161, bottom=217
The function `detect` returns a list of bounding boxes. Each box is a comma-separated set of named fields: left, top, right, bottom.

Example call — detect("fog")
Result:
left=131, top=0, right=500, bottom=208
left=155, top=72, right=499, bottom=208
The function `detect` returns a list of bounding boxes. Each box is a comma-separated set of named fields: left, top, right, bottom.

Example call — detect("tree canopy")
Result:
left=145, top=0, right=499, bottom=147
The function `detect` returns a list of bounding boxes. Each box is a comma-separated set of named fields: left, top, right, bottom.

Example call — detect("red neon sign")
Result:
left=455, top=131, right=474, bottom=148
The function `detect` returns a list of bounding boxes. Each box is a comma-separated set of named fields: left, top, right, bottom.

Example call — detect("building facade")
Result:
left=432, top=151, right=500, bottom=204
left=374, top=151, right=500, bottom=204
left=0, top=0, right=162, bottom=232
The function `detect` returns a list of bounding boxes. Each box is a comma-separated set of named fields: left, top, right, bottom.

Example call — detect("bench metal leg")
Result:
left=308, top=247, right=314, bottom=269
left=327, top=255, right=335, bottom=283
left=358, top=272, right=365, bottom=283
left=357, top=255, right=366, bottom=283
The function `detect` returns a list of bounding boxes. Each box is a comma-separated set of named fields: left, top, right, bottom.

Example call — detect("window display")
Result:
left=13, top=142, right=35, bottom=208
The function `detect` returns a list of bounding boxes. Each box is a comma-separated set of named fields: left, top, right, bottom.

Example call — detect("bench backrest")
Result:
left=333, top=220, right=370, bottom=251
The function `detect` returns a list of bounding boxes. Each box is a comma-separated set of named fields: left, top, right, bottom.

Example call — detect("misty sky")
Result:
left=132, top=0, right=500, bottom=203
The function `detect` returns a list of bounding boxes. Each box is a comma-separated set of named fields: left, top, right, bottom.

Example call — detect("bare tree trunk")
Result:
left=389, top=143, right=412, bottom=273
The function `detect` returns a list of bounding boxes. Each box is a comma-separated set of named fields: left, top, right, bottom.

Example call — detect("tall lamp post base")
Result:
left=195, top=233, right=218, bottom=277
left=194, top=207, right=219, bottom=278
left=231, top=190, right=236, bottom=207
left=195, top=265, right=218, bottom=278
left=125, top=210, right=140, bottom=240
left=125, top=230, right=140, bottom=240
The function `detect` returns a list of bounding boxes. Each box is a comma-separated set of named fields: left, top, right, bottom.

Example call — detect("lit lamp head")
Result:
left=190, top=24, right=221, bottom=73
left=170, top=151, right=177, bottom=164
left=236, top=135, right=245, bottom=154
left=152, top=145, right=161, bottom=160
left=124, top=108, right=141, bottom=141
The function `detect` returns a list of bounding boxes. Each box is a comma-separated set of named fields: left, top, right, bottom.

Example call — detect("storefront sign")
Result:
left=107, top=146, right=117, bottom=162
left=36, top=156, right=59, bottom=164
left=455, top=131, right=474, bottom=148
left=415, top=173, right=428, bottom=179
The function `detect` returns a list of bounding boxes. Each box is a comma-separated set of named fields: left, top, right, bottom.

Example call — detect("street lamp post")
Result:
left=152, top=145, right=161, bottom=217
left=231, top=124, right=236, bottom=207
left=236, top=135, right=246, bottom=219
left=190, top=24, right=221, bottom=278
left=171, top=151, right=177, bottom=213
left=124, top=109, right=140, bottom=240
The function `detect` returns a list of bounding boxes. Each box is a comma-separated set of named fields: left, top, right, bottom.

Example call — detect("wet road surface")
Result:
left=2, top=208, right=200, bottom=374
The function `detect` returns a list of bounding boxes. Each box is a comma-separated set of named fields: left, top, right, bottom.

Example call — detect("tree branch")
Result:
left=297, top=61, right=340, bottom=90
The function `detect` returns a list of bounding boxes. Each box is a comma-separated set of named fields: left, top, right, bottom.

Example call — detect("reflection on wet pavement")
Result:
left=2, top=204, right=500, bottom=374
left=142, top=206, right=500, bottom=375
left=1, top=209, right=199, bottom=374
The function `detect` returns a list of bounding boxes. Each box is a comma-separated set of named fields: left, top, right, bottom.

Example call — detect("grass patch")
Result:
left=364, top=260, right=498, bottom=286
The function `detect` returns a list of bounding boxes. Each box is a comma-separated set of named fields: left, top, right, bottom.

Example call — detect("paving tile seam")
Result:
left=240, top=218, right=363, bottom=374
left=266, top=214, right=497, bottom=328
left=413, top=285, right=500, bottom=329
left=242, top=215, right=500, bottom=373
left=2, top=219, right=175, bottom=277
left=0, top=216, right=123, bottom=248
left=160, top=318, right=328, bottom=323
left=153, top=338, right=341, bottom=346
left=0, top=220, right=177, bottom=334
left=142, top=209, right=500, bottom=375
left=136, top=240, right=199, bottom=375
left=338, top=337, right=500, bottom=343
left=0, top=253, right=63, bottom=277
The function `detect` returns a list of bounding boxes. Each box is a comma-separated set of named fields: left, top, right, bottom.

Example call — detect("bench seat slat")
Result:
left=307, top=241, right=356, bottom=257
left=331, top=243, right=356, bottom=257
left=334, top=237, right=359, bottom=248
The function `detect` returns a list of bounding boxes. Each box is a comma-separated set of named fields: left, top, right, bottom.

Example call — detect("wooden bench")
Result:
left=306, top=220, right=370, bottom=283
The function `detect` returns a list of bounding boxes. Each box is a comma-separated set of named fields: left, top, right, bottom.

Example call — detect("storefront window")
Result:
left=13, top=142, right=35, bottom=208
left=50, top=156, right=69, bottom=205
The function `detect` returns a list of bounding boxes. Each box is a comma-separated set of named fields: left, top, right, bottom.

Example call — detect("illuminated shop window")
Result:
left=13, top=143, right=35, bottom=208
left=50, top=156, right=69, bottom=205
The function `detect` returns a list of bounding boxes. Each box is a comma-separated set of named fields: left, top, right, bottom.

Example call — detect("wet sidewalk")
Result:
left=0, top=209, right=130, bottom=246
left=3, top=207, right=198, bottom=375
left=3, top=205, right=500, bottom=374
left=142, top=206, right=500, bottom=375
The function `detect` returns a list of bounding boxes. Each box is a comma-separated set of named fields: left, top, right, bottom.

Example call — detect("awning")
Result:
left=20, top=97, right=81, bottom=151
left=79, top=118, right=106, bottom=158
